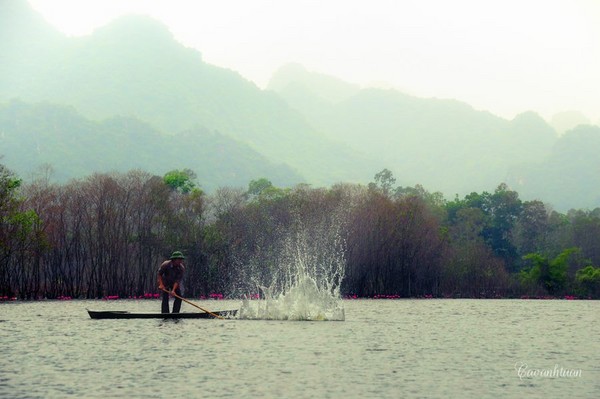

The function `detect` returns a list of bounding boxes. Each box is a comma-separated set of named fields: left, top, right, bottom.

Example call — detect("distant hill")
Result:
left=0, top=1, right=377, bottom=186
left=2, top=1, right=599, bottom=210
left=506, top=125, right=600, bottom=210
left=270, top=64, right=600, bottom=210
left=0, top=100, right=303, bottom=189
left=268, top=63, right=361, bottom=105
left=550, top=111, right=591, bottom=136
left=0, top=0, right=65, bottom=94
left=269, top=64, right=557, bottom=196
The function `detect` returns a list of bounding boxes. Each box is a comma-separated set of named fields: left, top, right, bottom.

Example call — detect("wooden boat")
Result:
left=87, top=309, right=238, bottom=319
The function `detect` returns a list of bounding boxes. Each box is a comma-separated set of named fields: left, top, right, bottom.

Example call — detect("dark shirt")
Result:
left=158, top=260, right=185, bottom=287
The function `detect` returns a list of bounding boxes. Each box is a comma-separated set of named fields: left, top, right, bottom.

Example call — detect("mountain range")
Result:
left=1, top=0, right=599, bottom=211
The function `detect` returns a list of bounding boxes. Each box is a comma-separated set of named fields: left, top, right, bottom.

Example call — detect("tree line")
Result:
left=1, top=163, right=599, bottom=300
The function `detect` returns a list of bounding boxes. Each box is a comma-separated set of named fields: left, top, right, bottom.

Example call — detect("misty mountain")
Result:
left=2, top=1, right=599, bottom=210
left=270, top=64, right=600, bottom=210
left=550, top=111, right=591, bottom=136
left=268, top=63, right=361, bottom=105
left=0, top=0, right=64, bottom=94
left=269, top=64, right=557, bottom=194
left=0, top=1, right=377, bottom=186
left=0, top=100, right=303, bottom=189
left=506, top=125, right=600, bottom=210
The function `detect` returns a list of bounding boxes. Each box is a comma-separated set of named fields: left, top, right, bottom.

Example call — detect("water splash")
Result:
left=238, top=219, right=346, bottom=321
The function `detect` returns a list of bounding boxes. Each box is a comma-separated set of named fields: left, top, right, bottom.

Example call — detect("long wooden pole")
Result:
left=162, top=288, right=224, bottom=319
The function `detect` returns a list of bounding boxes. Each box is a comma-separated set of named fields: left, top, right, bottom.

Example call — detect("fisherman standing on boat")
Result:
left=158, top=251, right=186, bottom=313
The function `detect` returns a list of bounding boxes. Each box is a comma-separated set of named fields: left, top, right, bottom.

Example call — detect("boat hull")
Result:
left=88, top=309, right=238, bottom=319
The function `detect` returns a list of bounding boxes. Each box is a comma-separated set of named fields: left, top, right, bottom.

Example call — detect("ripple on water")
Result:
left=0, top=299, right=598, bottom=399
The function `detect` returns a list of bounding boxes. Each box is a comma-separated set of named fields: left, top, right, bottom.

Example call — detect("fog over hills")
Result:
left=0, top=100, right=305, bottom=189
left=1, top=0, right=599, bottom=210
left=1, top=1, right=377, bottom=187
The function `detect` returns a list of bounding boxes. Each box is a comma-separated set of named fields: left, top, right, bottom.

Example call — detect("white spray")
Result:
left=238, top=217, right=346, bottom=321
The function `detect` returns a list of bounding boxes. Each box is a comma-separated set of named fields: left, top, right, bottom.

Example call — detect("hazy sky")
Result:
left=28, top=0, right=600, bottom=122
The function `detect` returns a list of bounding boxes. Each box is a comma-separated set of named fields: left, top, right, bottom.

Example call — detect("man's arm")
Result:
left=157, top=264, right=166, bottom=291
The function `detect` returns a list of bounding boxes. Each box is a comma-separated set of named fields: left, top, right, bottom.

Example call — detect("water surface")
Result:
left=1, top=299, right=598, bottom=398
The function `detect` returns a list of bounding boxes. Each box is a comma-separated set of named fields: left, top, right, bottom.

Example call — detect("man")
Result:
left=158, top=251, right=186, bottom=313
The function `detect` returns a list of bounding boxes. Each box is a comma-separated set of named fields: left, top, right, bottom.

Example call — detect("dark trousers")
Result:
left=161, top=287, right=182, bottom=313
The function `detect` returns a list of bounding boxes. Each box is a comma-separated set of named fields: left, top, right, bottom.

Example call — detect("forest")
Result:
left=1, top=163, right=599, bottom=300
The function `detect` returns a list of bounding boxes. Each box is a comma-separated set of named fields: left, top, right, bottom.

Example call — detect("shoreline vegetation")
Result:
left=1, top=164, right=599, bottom=300
left=0, top=294, right=587, bottom=302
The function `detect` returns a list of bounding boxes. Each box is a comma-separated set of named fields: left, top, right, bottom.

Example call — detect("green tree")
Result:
left=575, top=265, right=600, bottom=298
left=247, top=178, right=287, bottom=202
left=520, top=248, right=578, bottom=295
left=569, top=209, right=600, bottom=266
left=443, top=206, right=510, bottom=297
left=0, top=163, right=44, bottom=297
left=1, top=163, right=21, bottom=295
left=368, top=168, right=396, bottom=197
left=247, top=178, right=274, bottom=197
left=512, top=200, right=549, bottom=256
left=163, top=168, right=198, bottom=194
left=482, top=184, right=522, bottom=267
left=446, top=184, right=522, bottom=270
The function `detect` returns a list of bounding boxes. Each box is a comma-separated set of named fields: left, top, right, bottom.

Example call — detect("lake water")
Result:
left=1, top=299, right=598, bottom=398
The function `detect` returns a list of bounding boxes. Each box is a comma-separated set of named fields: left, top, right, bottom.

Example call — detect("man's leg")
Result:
left=161, top=290, right=170, bottom=313
left=172, top=287, right=182, bottom=313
